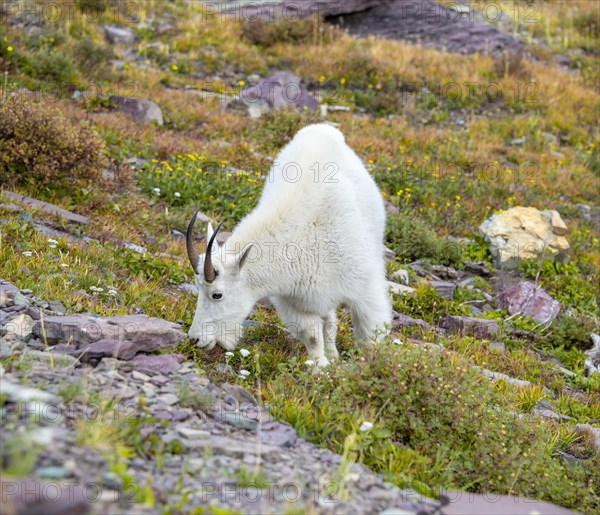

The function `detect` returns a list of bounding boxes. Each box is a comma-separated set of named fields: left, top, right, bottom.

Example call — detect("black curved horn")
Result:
left=204, top=221, right=223, bottom=283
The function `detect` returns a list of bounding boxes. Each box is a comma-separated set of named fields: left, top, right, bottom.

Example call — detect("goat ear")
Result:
left=236, top=244, right=254, bottom=272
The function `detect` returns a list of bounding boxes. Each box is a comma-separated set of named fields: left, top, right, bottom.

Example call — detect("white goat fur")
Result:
left=188, top=123, right=392, bottom=366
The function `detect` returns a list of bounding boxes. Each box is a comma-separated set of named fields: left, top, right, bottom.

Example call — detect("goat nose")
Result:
left=189, top=337, right=199, bottom=345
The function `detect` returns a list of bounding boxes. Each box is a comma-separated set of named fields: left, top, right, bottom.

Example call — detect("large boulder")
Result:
left=32, top=314, right=185, bottom=350
left=479, top=206, right=569, bottom=268
left=498, top=281, right=560, bottom=323
left=239, top=71, right=318, bottom=114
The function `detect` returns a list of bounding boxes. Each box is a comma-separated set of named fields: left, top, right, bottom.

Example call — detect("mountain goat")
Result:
left=186, top=123, right=392, bottom=367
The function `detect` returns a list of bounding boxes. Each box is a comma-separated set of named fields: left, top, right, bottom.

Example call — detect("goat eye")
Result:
left=212, top=292, right=223, bottom=300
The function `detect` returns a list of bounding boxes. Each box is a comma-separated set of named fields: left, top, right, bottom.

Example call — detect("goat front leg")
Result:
left=323, top=310, right=339, bottom=360
left=298, top=315, right=329, bottom=368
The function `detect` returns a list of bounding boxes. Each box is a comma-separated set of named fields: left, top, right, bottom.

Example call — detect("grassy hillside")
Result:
left=1, top=0, right=599, bottom=511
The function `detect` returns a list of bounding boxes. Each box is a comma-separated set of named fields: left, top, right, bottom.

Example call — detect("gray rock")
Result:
left=181, top=434, right=280, bottom=458
left=260, top=422, right=298, bottom=447
left=429, top=265, right=457, bottom=279
left=75, top=339, right=138, bottom=362
left=392, top=311, right=430, bottom=332
left=438, top=315, right=502, bottom=340
left=464, top=260, right=491, bottom=276
left=429, top=280, right=456, bottom=300
left=1, top=191, right=89, bottom=225
left=387, top=281, right=415, bottom=296
left=32, top=314, right=184, bottom=348
left=390, top=269, right=409, bottom=285
left=583, top=333, right=600, bottom=376
left=474, top=367, right=532, bottom=388
left=1, top=313, right=35, bottom=340
left=239, top=71, right=318, bottom=113
left=2, top=379, right=58, bottom=402
left=48, top=300, right=67, bottom=315
left=3, top=479, right=90, bottom=515
left=109, top=95, right=164, bottom=126
left=132, top=353, right=184, bottom=375
left=498, top=281, right=560, bottom=323
left=103, top=24, right=137, bottom=45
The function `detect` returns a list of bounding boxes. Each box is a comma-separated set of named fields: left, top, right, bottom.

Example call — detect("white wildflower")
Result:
left=359, top=421, right=373, bottom=432
left=239, top=369, right=250, bottom=378
left=239, top=348, right=250, bottom=358
left=392, top=338, right=403, bottom=345
left=225, top=351, right=234, bottom=357
left=59, top=263, right=69, bottom=268
left=47, top=239, right=58, bottom=245
left=48, top=244, right=57, bottom=249
left=304, top=360, right=315, bottom=366
left=107, top=289, right=118, bottom=296
left=152, top=187, right=160, bottom=194
left=22, top=251, right=33, bottom=257
left=174, top=192, right=181, bottom=198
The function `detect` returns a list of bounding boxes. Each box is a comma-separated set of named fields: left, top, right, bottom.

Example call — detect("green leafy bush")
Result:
left=267, top=343, right=599, bottom=510
left=0, top=95, right=107, bottom=186
left=392, top=284, right=470, bottom=323
left=547, top=313, right=597, bottom=351
left=386, top=213, right=463, bottom=267
left=21, top=50, right=76, bottom=85
left=74, top=38, right=114, bottom=71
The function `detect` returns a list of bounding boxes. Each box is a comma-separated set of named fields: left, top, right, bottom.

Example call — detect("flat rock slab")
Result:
left=220, top=0, right=384, bottom=18
left=63, top=338, right=138, bottom=362
left=392, top=311, right=431, bottom=331
left=1, top=190, right=89, bottom=225
left=498, top=281, right=560, bottom=323
left=32, top=314, right=185, bottom=349
left=328, top=0, right=524, bottom=55
left=132, top=353, right=184, bottom=375
left=438, top=315, right=502, bottom=340
left=180, top=434, right=281, bottom=459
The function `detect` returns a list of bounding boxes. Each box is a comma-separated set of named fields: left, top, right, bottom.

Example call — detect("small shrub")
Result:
left=22, top=50, right=77, bottom=85
left=241, top=16, right=334, bottom=48
left=0, top=95, right=107, bottom=186
left=385, top=213, right=463, bottom=267
left=74, top=38, right=114, bottom=71
left=393, top=284, right=470, bottom=323
left=547, top=313, right=597, bottom=351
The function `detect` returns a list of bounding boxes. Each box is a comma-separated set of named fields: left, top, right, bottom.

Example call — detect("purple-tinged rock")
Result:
left=240, top=71, right=318, bottom=112
left=498, top=281, right=560, bottom=323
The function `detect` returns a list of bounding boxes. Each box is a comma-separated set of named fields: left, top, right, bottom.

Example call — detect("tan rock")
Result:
left=479, top=206, right=570, bottom=268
